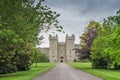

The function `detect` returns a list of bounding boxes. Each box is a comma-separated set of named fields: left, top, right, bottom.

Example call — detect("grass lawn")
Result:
left=0, top=63, right=56, bottom=80
left=68, top=62, right=120, bottom=80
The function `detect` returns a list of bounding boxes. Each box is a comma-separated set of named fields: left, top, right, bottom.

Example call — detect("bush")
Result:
left=0, top=64, right=17, bottom=74
left=38, top=53, right=49, bottom=62
left=114, top=63, right=120, bottom=70
left=14, top=44, right=33, bottom=71
left=92, top=58, right=108, bottom=69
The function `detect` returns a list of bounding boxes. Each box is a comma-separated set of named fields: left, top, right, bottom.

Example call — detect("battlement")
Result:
left=49, top=34, right=75, bottom=40
left=66, top=34, right=75, bottom=40
left=49, top=34, right=58, bottom=40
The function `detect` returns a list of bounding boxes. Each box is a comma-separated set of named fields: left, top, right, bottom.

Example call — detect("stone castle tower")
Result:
left=40, top=34, right=80, bottom=62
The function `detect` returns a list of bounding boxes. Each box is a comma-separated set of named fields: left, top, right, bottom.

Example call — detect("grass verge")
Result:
left=0, top=63, right=56, bottom=80
left=68, top=62, right=120, bottom=80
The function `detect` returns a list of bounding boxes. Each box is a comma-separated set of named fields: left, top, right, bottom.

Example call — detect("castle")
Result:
left=40, top=34, right=80, bottom=62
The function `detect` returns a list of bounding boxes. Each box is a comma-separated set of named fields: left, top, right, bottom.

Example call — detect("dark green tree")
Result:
left=91, top=9, right=120, bottom=69
left=0, top=0, right=63, bottom=74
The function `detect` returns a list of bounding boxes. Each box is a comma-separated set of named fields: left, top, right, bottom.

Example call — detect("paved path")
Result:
left=33, top=63, right=103, bottom=80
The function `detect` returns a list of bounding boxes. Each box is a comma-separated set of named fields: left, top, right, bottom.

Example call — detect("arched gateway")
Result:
left=60, top=56, right=64, bottom=62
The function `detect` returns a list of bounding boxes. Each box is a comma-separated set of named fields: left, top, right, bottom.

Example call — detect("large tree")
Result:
left=79, top=21, right=100, bottom=59
left=91, top=9, right=120, bottom=69
left=0, top=0, right=63, bottom=74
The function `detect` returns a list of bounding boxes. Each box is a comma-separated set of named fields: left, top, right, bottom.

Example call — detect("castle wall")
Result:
left=49, top=34, right=58, bottom=62
left=58, top=43, right=66, bottom=62
left=40, top=34, right=80, bottom=62
left=66, top=34, right=76, bottom=62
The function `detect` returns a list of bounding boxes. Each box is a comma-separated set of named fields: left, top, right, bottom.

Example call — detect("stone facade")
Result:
left=40, top=34, right=80, bottom=62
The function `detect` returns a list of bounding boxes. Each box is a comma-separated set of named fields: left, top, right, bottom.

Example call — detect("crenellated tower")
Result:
left=49, top=34, right=58, bottom=62
left=66, top=34, right=75, bottom=62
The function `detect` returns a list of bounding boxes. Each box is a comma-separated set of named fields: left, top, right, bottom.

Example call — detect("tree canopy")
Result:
left=0, top=0, right=63, bottom=74
left=91, top=9, right=120, bottom=69
left=79, top=20, right=101, bottom=59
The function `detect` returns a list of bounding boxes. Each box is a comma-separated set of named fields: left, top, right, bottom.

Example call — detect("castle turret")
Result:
left=49, top=34, right=58, bottom=62
left=66, top=34, right=75, bottom=62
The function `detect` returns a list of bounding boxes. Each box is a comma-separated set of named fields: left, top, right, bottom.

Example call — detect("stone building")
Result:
left=40, top=34, right=80, bottom=62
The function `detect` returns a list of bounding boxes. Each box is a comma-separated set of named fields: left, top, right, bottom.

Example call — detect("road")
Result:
left=33, top=63, right=103, bottom=80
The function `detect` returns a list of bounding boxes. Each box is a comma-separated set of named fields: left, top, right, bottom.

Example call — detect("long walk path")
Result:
left=33, top=63, right=103, bottom=80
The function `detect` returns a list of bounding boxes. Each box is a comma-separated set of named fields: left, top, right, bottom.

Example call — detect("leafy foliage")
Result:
left=33, top=49, right=49, bottom=63
left=0, top=0, right=62, bottom=74
left=79, top=21, right=100, bottom=59
left=91, top=9, right=120, bottom=69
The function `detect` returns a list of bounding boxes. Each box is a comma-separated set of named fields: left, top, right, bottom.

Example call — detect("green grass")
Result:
left=0, top=63, right=56, bottom=80
left=68, top=62, right=120, bottom=80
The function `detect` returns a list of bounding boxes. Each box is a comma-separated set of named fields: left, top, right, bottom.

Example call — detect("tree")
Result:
left=0, top=30, right=19, bottom=73
left=91, top=9, right=120, bottom=69
left=33, top=49, right=49, bottom=67
left=79, top=20, right=100, bottom=59
left=0, top=0, right=63, bottom=74
left=34, top=50, right=49, bottom=62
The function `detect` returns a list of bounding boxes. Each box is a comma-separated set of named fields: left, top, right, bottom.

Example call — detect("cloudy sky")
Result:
left=38, top=0, right=120, bottom=47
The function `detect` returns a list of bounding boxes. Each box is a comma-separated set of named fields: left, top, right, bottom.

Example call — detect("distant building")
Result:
left=39, top=34, right=80, bottom=62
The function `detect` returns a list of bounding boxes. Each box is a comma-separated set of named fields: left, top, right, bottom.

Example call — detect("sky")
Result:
left=37, top=0, right=120, bottom=47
